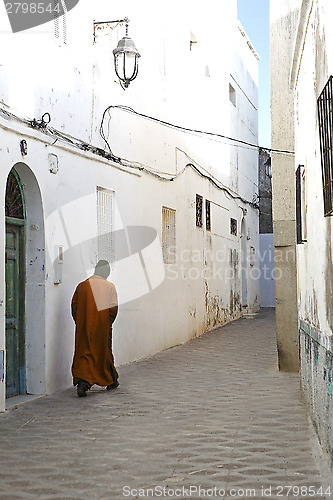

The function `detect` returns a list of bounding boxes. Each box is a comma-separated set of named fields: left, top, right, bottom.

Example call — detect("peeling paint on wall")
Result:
left=204, top=268, right=242, bottom=332
left=325, top=218, right=333, bottom=330
left=300, top=325, right=333, bottom=472
left=323, top=363, right=333, bottom=397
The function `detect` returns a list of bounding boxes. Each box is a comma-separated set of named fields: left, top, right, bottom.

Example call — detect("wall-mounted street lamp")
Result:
left=93, top=17, right=141, bottom=89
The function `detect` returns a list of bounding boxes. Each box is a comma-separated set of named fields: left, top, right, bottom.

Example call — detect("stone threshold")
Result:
left=6, top=394, right=45, bottom=411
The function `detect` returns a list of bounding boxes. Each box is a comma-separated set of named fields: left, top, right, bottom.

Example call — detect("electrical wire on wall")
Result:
left=184, top=163, right=259, bottom=209
left=99, top=105, right=280, bottom=210
left=99, top=107, right=117, bottom=157
left=0, top=104, right=121, bottom=163
left=0, top=101, right=289, bottom=212
left=100, top=104, right=296, bottom=155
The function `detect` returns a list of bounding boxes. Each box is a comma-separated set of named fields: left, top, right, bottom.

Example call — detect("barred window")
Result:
left=296, top=165, right=303, bottom=244
left=54, top=0, right=67, bottom=45
left=196, top=195, right=203, bottom=228
left=296, top=165, right=307, bottom=244
left=318, top=76, right=333, bottom=215
left=230, top=218, right=237, bottom=236
left=5, top=170, right=25, bottom=219
left=206, top=200, right=211, bottom=231
left=97, top=187, right=114, bottom=266
left=162, top=207, right=176, bottom=264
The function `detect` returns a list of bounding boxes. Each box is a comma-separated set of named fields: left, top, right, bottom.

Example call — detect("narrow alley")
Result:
left=0, top=310, right=331, bottom=500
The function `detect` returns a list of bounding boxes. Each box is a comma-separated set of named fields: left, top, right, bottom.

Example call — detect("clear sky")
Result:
left=237, top=0, right=270, bottom=148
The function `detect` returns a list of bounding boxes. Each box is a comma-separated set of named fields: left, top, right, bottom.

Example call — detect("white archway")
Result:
left=12, top=163, right=45, bottom=395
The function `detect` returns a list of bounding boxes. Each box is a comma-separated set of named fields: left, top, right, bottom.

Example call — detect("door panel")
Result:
left=5, top=224, right=24, bottom=398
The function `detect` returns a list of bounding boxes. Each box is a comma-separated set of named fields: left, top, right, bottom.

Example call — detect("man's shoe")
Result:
left=77, top=380, right=90, bottom=397
left=107, top=380, right=119, bottom=390
left=77, top=386, right=87, bottom=397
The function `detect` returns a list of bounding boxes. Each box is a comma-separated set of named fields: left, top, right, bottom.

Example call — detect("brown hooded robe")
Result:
left=71, top=275, right=118, bottom=387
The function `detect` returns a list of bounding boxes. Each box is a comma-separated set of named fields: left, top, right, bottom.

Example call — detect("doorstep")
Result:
left=6, top=394, right=45, bottom=410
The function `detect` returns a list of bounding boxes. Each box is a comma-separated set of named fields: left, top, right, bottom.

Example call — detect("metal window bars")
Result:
left=196, top=195, right=203, bottom=228
left=318, top=76, right=333, bottom=216
left=5, top=171, right=25, bottom=219
left=230, top=218, right=237, bottom=236
left=296, top=165, right=302, bottom=243
left=205, top=200, right=211, bottom=231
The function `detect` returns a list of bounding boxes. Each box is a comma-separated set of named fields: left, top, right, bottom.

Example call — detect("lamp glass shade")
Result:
left=113, top=36, right=140, bottom=88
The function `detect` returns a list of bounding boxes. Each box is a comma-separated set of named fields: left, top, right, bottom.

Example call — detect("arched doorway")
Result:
left=5, top=164, right=45, bottom=399
left=5, top=169, right=26, bottom=397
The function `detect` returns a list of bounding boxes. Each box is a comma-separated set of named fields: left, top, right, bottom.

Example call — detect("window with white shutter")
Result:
left=162, top=206, right=176, bottom=264
left=97, top=187, right=114, bottom=266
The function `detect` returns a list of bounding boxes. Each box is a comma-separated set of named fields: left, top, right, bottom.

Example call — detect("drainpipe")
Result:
left=290, top=0, right=314, bottom=90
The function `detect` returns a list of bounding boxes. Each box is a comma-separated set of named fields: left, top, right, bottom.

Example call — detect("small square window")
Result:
left=230, top=218, right=237, bottom=236
left=196, top=195, right=203, bottom=228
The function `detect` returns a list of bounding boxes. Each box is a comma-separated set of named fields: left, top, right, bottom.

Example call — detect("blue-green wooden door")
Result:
left=5, top=224, right=25, bottom=397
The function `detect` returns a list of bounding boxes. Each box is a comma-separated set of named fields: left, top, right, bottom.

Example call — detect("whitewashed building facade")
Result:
left=0, top=0, right=259, bottom=410
left=271, top=0, right=333, bottom=474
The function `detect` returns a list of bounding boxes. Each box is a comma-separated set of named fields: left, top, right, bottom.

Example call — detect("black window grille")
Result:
left=296, top=165, right=302, bottom=244
left=230, top=218, right=237, bottom=236
left=205, top=200, right=211, bottom=231
left=196, top=195, right=203, bottom=227
left=5, top=170, right=25, bottom=219
left=318, top=76, right=333, bottom=216
left=296, top=165, right=307, bottom=244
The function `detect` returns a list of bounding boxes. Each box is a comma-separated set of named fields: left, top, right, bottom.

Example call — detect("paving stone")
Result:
left=0, top=309, right=331, bottom=499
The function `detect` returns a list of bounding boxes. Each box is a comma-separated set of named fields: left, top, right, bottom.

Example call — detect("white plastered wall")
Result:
left=0, top=0, right=259, bottom=410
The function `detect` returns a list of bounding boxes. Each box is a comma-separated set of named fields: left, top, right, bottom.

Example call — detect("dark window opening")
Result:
left=296, top=165, right=307, bottom=244
left=296, top=165, right=302, bottom=244
left=196, top=195, right=203, bottom=228
left=265, top=157, right=272, bottom=177
left=318, top=76, right=333, bottom=216
left=230, top=218, right=237, bottom=236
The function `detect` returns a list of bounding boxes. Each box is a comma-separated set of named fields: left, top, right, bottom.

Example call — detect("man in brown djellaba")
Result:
left=71, top=260, right=119, bottom=397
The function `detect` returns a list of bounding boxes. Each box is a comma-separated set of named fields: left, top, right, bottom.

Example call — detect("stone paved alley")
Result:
left=0, top=309, right=332, bottom=500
